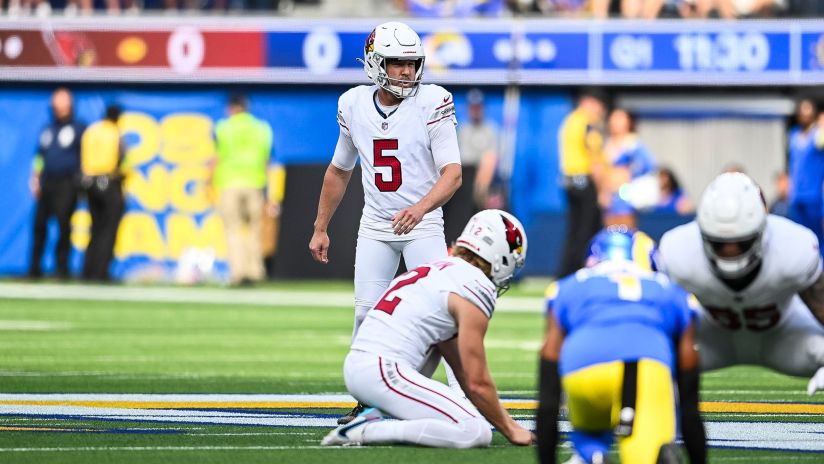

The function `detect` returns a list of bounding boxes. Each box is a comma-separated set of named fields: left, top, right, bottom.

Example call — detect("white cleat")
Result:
left=562, top=453, right=587, bottom=464
left=320, top=407, right=383, bottom=446
left=807, top=367, right=824, bottom=396
left=563, top=451, right=607, bottom=464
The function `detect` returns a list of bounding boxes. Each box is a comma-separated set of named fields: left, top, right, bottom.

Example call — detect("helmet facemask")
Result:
left=701, top=231, right=764, bottom=279
left=372, top=56, right=424, bottom=99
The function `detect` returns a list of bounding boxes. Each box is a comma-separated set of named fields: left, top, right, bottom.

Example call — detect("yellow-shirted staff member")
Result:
left=536, top=226, right=706, bottom=464
left=262, top=162, right=286, bottom=267
left=557, top=90, right=608, bottom=278
left=80, top=105, right=124, bottom=282
left=211, top=93, right=275, bottom=286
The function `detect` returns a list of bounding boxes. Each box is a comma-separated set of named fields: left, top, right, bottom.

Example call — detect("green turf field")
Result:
left=0, top=281, right=822, bottom=463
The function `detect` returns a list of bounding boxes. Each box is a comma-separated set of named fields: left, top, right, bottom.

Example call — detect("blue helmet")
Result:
left=586, top=225, right=656, bottom=271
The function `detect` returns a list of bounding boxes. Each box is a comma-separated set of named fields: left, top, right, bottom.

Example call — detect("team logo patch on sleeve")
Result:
left=427, top=103, right=455, bottom=125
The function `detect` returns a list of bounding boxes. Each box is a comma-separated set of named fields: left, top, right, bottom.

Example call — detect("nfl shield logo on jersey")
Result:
left=381, top=121, right=389, bottom=131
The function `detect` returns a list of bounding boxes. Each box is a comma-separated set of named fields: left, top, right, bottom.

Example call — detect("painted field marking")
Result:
left=0, top=394, right=822, bottom=453
left=0, top=320, right=70, bottom=331
left=0, top=282, right=545, bottom=313
left=0, top=426, right=96, bottom=432
left=701, top=402, right=824, bottom=414
left=0, top=445, right=369, bottom=452
left=0, top=394, right=822, bottom=414
left=1, top=406, right=822, bottom=453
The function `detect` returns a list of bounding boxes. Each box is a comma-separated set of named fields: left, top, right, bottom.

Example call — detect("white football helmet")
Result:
left=697, top=172, right=767, bottom=279
left=358, top=22, right=425, bottom=99
left=455, top=209, right=528, bottom=295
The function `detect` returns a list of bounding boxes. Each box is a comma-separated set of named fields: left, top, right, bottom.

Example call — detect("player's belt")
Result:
left=562, top=175, right=592, bottom=189
left=615, top=360, right=638, bottom=437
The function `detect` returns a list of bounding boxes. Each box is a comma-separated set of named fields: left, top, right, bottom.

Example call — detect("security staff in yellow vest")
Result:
left=80, top=105, right=124, bottom=281
left=211, top=94, right=275, bottom=286
left=557, top=89, right=608, bottom=278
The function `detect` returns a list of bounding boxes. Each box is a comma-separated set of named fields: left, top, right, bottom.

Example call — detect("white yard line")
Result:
left=0, top=282, right=545, bottom=313
left=0, top=446, right=368, bottom=452
left=0, top=320, right=70, bottom=331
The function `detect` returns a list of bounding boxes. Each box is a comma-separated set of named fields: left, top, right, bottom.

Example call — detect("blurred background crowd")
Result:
left=1, top=10, right=822, bottom=283
left=3, top=0, right=824, bottom=18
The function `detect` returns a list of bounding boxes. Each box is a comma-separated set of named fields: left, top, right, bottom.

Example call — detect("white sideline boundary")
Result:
left=0, top=283, right=544, bottom=313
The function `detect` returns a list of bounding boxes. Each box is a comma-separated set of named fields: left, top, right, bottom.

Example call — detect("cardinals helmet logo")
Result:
left=365, top=29, right=376, bottom=54
left=501, top=215, right=523, bottom=254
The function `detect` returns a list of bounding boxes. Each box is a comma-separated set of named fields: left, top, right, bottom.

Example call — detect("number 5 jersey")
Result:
left=331, top=84, right=461, bottom=241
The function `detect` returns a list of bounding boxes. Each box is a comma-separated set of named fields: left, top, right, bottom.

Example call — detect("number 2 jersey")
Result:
left=657, top=215, right=822, bottom=331
left=351, top=257, right=496, bottom=369
left=546, top=261, right=696, bottom=376
left=331, top=84, right=461, bottom=241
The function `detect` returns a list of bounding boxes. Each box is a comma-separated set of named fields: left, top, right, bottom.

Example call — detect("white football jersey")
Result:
left=331, top=84, right=461, bottom=241
left=351, top=257, right=496, bottom=369
left=658, top=215, right=822, bottom=332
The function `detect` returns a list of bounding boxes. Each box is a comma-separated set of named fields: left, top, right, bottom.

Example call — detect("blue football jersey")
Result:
left=546, top=261, right=697, bottom=376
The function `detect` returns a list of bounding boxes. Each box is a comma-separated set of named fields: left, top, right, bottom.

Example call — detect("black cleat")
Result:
left=656, top=443, right=684, bottom=464
left=337, top=402, right=367, bottom=425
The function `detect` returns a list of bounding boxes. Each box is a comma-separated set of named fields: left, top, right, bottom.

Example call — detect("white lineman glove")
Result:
left=807, top=366, right=824, bottom=396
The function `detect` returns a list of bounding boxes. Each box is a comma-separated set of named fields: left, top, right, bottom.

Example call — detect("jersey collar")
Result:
left=373, top=90, right=401, bottom=120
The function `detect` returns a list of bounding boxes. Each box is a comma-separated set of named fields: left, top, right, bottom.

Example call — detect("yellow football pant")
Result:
left=562, top=358, right=675, bottom=464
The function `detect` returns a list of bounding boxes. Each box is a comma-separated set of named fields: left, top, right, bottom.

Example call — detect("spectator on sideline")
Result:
left=677, top=0, right=785, bottom=18
left=263, top=161, right=286, bottom=276
left=788, top=107, right=824, bottom=254
left=536, top=0, right=589, bottom=16
left=557, top=89, right=607, bottom=278
left=446, top=88, right=499, bottom=242
left=652, top=167, right=694, bottom=215
left=788, top=98, right=817, bottom=166
left=769, top=171, right=790, bottom=218
left=211, top=94, right=274, bottom=287
left=602, top=108, right=657, bottom=229
left=592, top=0, right=665, bottom=18
left=80, top=104, right=125, bottom=282
left=29, top=88, right=85, bottom=280
left=403, top=0, right=505, bottom=16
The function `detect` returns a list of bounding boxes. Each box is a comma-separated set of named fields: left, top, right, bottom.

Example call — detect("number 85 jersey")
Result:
left=657, top=215, right=822, bottom=332
left=331, top=84, right=461, bottom=241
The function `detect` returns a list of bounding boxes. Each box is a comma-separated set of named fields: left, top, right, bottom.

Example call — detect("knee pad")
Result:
left=656, top=442, right=684, bottom=464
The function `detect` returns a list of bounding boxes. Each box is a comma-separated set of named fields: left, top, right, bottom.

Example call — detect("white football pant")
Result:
left=697, top=295, right=824, bottom=377
left=344, top=350, right=492, bottom=448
